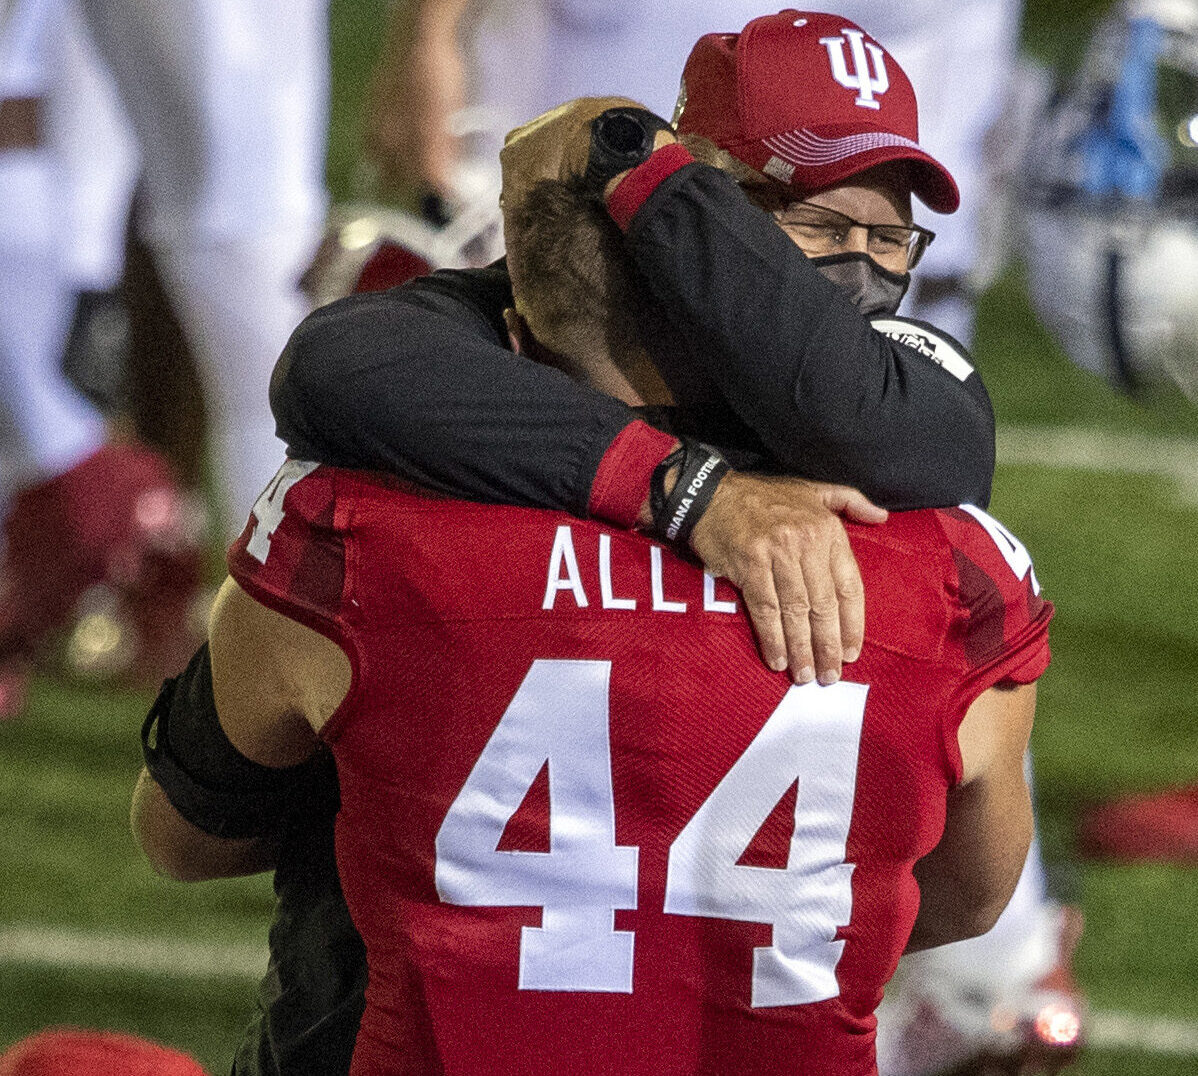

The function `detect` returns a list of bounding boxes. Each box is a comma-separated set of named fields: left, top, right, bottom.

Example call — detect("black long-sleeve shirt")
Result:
left=616, top=157, right=994, bottom=505
left=272, top=152, right=994, bottom=514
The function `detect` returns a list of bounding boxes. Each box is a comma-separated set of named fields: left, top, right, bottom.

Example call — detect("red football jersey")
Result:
left=228, top=462, right=1053, bottom=1076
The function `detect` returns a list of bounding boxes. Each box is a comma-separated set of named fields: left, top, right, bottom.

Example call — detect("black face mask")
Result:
left=808, top=251, right=910, bottom=318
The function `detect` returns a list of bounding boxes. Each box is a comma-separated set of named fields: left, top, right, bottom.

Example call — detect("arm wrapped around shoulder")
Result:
left=141, top=643, right=331, bottom=840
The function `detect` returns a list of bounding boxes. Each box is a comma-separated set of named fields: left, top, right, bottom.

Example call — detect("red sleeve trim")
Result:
left=587, top=420, right=679, bottom=528
left=607, top=143, right=695, bottom=231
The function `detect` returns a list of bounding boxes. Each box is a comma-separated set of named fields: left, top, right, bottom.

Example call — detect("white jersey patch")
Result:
left=871, top=316, right=977, bottom=382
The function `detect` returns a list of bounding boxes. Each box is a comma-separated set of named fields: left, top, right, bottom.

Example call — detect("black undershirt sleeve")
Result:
left=270, top=264, right=638, bottom=518
left=623, top=163, right=995, bottom=509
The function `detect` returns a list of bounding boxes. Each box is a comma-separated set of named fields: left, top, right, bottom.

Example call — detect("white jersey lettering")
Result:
left=543, top=525, right=588, bottom=610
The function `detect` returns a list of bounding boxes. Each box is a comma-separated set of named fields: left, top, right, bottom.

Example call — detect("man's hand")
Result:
left=688, top=473, right=888, bottom=685
left=499, top=95, right=644, bottom=210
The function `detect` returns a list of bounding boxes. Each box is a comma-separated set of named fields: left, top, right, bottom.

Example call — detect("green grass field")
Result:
left=3, top=1, right=1196, bottom=1072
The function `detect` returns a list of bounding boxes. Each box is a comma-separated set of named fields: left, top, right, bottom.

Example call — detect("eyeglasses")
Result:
left=770, top=202, right=936, bottom=270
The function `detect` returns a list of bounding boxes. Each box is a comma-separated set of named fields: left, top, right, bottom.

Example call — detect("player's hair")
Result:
left=505, top=136, right=786, bottom=372
left=505, top=176, right=644, bottom=368
left=677, top=131, right=764, bottom=185
left=678, top=130, right=789, bottom=211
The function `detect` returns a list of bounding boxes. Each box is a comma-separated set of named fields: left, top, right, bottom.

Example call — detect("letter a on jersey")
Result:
left=819, top=29, right=889, bottom=110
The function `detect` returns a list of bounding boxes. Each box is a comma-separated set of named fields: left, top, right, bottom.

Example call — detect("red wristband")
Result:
left=607, top=143, right=695, bottom=231
left=587, top=421, right=679, bottom=528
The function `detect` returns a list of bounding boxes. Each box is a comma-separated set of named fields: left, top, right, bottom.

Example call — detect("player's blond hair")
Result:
left=505, top=133, right=777, bottom=370
left=505, top=176, right=643, bottom=371
left=678, top=131, right=788, bottom=210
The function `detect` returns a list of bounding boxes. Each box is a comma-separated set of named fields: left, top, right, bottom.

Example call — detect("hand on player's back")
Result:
left=689, top=473, right=887, bottom=686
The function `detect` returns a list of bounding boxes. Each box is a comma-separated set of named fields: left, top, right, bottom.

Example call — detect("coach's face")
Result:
left=753, top=162, right=922, bottom=275
left=741, top=162, right=927, bottom=318
left=802, top=166, right=914, bottom=257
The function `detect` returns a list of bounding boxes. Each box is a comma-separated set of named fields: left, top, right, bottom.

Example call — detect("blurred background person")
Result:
left=77, top=0, right=328, bottom=526
left=0, top=0, right=166, bottom=716
left=0, top=0, right=328, bottom=713
left=1019, top=0, right=1198, bottom=868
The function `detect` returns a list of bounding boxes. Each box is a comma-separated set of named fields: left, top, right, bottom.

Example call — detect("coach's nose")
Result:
left=841, top=224, right=871, bottom=256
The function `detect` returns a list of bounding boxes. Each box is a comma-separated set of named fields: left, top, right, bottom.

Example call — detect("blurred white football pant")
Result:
left=461, top=0, right=772, bottom=202
left=473, top=0, right=772, bottom=123
left=0, top=0, right=116, bottom=505
left=0, top=149, right=104, bottom=501
left=1, top=0, right=327, bottom=537
left=80, top=0, right=328, bottom=536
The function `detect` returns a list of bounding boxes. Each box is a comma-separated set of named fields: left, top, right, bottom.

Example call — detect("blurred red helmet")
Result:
left=301, top=195, right=504, bottom=306
left=0, top=1029, right=206, bottom=1076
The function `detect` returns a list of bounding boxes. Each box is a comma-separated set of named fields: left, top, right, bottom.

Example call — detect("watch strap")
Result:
left=584, top=107, right=674, bottom=196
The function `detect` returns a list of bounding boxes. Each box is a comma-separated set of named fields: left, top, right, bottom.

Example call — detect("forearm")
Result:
left=272, top=278, right=674, bottom=522
left=131, top=768, right=278, bottom=881
left=614, top=157, right=995, bottom=508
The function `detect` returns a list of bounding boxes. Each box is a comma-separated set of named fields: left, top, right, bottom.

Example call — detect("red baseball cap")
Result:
left=675, top=10, right=960, bottom=213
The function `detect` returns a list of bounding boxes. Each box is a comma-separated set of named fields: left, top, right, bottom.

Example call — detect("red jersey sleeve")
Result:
left=226, top=460, right=351, bottom=642
left=936, top=504, right=1054, bottom=700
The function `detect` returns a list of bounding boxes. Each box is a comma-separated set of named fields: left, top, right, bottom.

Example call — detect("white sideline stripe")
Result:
left=1089, top=1009, right=1198, bottom=1055
left=0, top=925, right=265, bottom=981
left=997, top=425, right=1198, bottom=501
left=3, top=927, right=1197, bottom=1057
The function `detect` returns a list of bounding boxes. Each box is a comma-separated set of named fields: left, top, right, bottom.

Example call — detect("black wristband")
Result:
left=649, top=438, right=730, bottom=547
left=583, top=107, right=673, bottom=196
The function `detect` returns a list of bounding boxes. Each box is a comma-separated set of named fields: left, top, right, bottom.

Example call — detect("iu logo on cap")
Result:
left=819, top=29, right=889, bottom=110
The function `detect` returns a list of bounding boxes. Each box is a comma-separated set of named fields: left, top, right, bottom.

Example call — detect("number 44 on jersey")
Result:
left=435, top=659, right=868, bottom=1008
